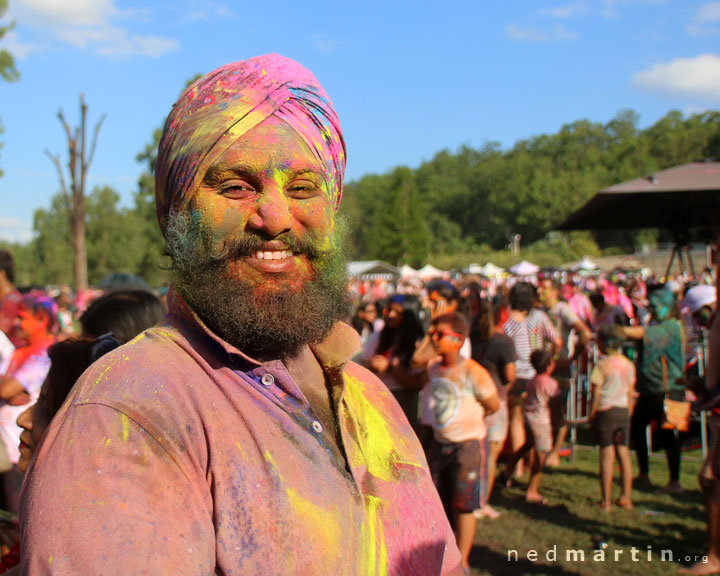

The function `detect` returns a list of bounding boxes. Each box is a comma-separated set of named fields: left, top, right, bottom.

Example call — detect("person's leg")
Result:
left=679, top=496, right=720, bottom=574
left=455, top=512, right=477, bottom=569
left=526, top=448, right=546, bottom=503
left=546, top=379, right=569, bottom=467
left=615, top=445, right=634, bottom=508
left=486, top=441, right=503, bottom=500
left=599, top=446, right=614, bottom=510
left=657, top=396, right=683, bottom=493
left=508, top=393, right=526, bottom=476
left=631, top=395, right=652, bottom=482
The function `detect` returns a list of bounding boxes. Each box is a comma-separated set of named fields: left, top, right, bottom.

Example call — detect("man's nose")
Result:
left=246, top=187, right=292, bottom=237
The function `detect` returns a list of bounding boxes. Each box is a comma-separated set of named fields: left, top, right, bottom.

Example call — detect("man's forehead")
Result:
left=203, top=118, right=325, bottom=177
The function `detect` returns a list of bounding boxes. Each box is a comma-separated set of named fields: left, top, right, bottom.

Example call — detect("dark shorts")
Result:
left=594, top=407, right=630, bottom=447
left=428, top=437, right=488, bottom=524
left=509, top=378, right=530, bottom=397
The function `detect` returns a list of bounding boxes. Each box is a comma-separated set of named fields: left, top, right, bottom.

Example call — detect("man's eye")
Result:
left=287, top=180, right=321, bottom=198
left=219, top=182, right=254, bottom=199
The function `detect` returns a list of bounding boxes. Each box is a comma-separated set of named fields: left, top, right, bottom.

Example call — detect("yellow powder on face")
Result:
left=343, top=374, right=422, bottom=482
left=360, top=495, right=388, bottom=575
left=285, top=487, right=342, bottom=555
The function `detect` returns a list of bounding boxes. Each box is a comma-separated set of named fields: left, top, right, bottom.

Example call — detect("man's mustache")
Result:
left=208, top=233, right=326, bottom=262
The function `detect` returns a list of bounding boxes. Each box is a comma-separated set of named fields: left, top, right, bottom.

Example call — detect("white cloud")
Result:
left=311, top=33, right=342, bottom=54
left=181, top=1, right=236, bottom=22
left=696, top=2, right=720, bottom=23
left=12, top=0, right=178, bottom=58
left=632, top=53, right=720, bottom=102
left=0, top=218, right=33, bottom=244
left=540, top=2, right=588, bottom=19
left=505, top=24, right=578, bottom=42
left=688, top=2, right=720, bottom=36
left=3, top=31, right=37, bottom=60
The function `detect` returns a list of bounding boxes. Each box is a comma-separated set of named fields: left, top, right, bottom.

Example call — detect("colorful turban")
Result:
left=155, top=54, right=346, bottom=237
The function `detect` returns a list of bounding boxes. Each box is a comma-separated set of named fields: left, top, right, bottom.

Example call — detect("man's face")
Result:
left=167, top=116, right=348, bottom=359
left=189, top=115, right=334, bottom=290
left=538, top=280, right=557, bottom=306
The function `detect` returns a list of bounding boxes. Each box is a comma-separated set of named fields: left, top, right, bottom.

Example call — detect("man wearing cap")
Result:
left=21, top=55, right=463, bottom=575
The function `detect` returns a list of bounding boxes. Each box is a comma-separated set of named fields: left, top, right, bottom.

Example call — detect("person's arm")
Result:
left=503, top=362, right=516, bottom=388
left=411, top=334, right=436, bottom=370
left=0, top=376, right=24, bottom=400
left=588, top=366, right=603, bottom=420
left=622, top=326, right=645, bottom=340
left=21, top=403, right=215, bottom=574
left=471, top=364, right=500, bottom=415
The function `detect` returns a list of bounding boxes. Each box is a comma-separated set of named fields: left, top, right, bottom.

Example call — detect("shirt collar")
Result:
left=167, top=286, right=360, bottom=373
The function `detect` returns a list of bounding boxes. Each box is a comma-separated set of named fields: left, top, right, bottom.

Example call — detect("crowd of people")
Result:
left=348, top=267, right=717, bottom=568
left=0, top=246, right=717, bottom=572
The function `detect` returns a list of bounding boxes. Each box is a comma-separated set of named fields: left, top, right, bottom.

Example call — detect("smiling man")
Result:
left=20, top=55, right=462, bottom=575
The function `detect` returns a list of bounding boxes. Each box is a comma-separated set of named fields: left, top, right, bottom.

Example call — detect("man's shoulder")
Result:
left=71, top=324, right=201, bottom=407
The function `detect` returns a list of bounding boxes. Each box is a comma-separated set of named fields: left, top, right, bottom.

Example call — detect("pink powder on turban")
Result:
left=155, top=54, right=346, bottom=237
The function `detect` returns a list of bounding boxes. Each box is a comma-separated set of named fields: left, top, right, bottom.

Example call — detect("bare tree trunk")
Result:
left=45, top=94, right=105, bottom=292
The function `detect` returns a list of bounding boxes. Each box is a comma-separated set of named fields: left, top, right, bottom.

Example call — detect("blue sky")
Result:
left=1, top=0, right=719, bottom=243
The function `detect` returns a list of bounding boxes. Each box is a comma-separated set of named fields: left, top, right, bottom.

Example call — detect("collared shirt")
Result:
left=21, top=291, right=462, bottom=575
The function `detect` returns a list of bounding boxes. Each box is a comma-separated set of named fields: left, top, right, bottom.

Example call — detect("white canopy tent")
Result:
left=509, top=260, right=540, bottom=276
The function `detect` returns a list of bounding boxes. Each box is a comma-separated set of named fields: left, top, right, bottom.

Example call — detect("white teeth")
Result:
left=251, top=250, right=293, bottom=260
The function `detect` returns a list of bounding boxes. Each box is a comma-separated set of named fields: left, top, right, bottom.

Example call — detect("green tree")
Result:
left=367, top=166, right=428, bottom=266
left=86, top=186, right=145, bottom=285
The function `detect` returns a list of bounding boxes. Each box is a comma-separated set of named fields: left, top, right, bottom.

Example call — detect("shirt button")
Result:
left=260, top=373, right=275, bottom=386
left=312, top=420, right=323, bottom=434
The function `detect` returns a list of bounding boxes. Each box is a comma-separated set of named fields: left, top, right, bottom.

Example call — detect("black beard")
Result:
left=166, top=212, right=350, bottom=360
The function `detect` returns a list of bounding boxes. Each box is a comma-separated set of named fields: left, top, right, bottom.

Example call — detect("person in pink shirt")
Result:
left=21, top=55, right=463, bottom=575
left=501, top=349, right=559, bottom=504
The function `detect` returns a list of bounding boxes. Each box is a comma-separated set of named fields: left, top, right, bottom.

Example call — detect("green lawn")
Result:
left=470, top=447, right=708, bottom=576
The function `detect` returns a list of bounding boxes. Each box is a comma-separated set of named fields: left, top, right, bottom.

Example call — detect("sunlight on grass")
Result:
left=471, top=447, right=707, bottom=575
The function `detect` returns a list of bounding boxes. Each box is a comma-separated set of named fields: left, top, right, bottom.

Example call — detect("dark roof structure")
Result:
left=556, top=161, right=720, bottom=234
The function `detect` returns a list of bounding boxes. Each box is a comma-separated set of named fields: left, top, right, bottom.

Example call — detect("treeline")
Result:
left=340, top=109, right=720, bottom=266
left=2, top=109, right=719, bottom=288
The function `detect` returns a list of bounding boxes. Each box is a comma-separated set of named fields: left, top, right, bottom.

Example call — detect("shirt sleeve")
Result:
left=469, top=362, right=496, bottom=401
left=21, top=403, right=215, bottom=575
left=590, top=365, right=603, bottom=387
left=13, top=354, right=50, bottom=398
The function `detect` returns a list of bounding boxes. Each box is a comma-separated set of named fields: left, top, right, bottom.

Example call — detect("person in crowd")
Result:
left=350, top=300, right=382, bottom=354
left=589, top=328, right=636, bottom=510
left=366, top=294, right=426, bottom=435
left=53, top=288, right=75, bottom=338
left=426, top=312, right=498, bottom=570
left=0, top=294, right=57, bottom=513
left=413, top=280, right=470, bottom=367
left=538, top=277, right=592, bottom=466
left=79, top=289, right=166, bottom=344
left=681, top=250, right=720, bottom=575
left=622, top=285, right=686, bottom=494
left=21, top=55, right=463, bottom=574
left=590, top=291, right=629, bottom=330
left=0, top=252, right=22, bottom=348
left=470, top=296, right=516, bottom=519
left=501, top=349, right=559, bottom=505
left=503, top=282, right=558, bottom=477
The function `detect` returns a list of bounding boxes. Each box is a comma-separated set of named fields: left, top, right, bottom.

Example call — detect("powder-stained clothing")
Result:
left=0, top=350, right=49, bottom=463
left=426, top=358, right=496, bottom=445
left=21, top=293, right=462, bottom=575
left=590, top=354, right=636, bottom=411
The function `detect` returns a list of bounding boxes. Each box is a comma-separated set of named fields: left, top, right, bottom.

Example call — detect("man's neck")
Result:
left=441, top=351, right=462, bottom=368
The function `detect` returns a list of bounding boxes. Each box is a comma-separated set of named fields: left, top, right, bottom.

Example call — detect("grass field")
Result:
left=470, top=446, right=708, bottom=576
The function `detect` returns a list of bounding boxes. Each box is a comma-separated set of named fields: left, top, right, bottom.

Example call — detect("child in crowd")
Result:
left=501, top=349, right=559, bottom=504
left=589, top=330, right=636, bottom=510
left=424, top=313, right=499, bottom=570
